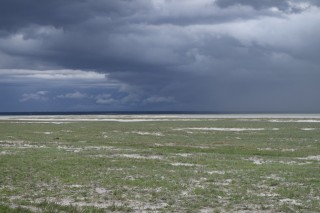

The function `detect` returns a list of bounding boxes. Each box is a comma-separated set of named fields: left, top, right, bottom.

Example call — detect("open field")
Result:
left=0, top=114, right=319, bottom=212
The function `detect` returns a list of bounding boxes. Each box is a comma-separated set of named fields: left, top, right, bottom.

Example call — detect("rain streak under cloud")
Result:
left=0, top=0, right=320, bottom=112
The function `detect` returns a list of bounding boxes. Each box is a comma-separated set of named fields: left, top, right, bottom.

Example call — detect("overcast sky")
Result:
left=0, top=0, right=320, bottom=112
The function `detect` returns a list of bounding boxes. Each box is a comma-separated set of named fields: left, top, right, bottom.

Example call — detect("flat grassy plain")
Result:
left=0, top=115, right=319, bottom=212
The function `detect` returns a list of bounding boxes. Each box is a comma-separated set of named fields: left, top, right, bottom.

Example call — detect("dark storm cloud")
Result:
left=0, top=0, right=320, bottom=112
left=215, top=0, right=290, bottom=10
left=214, top=0, right=317, bottom=12
left=0, top=0, right=142, bottom=31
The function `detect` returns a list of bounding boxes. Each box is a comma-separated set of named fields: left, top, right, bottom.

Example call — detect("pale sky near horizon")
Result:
left=0, top=0, right=320, bottom=112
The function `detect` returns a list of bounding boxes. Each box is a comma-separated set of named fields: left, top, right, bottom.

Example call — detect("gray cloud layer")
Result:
left=0, top=0, right=320, bottom=112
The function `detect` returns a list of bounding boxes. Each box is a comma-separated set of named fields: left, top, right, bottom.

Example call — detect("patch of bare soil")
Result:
left=0, top=140, right=47, bottom=149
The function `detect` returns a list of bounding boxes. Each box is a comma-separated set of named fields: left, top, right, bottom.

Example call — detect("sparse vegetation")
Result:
left=0, top=115, right=319, bottom=212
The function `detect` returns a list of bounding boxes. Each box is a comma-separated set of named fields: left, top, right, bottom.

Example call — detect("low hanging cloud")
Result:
left=20, top=91, right=49, bottom=102
left=1, top=0, right=320, bottom=112
left=143, top=96, right=175, bottom=104
left=56, top=91, right=88, bottom=99
left=0, top=69, right=106, bottom=80
left=95, top=94, right=117, bottom=105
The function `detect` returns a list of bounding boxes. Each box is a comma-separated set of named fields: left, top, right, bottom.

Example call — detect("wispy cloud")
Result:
left=0, top=69, right=106, bottom=80
left=143, top=96, right=175, bottom=104
left=20, top=91, right=48, bottom=102
left=95, top=94, right=117, bottom=104
left=56, top=91, right=88, bottom=99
